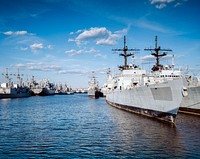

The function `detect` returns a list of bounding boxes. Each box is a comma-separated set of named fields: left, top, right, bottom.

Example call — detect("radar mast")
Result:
left=112, top=36, right=140, bottom=70
left=144, top=36, right=172, bottom=71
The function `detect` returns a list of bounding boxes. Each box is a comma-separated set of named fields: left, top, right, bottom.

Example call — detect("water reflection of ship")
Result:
left=107, top=105, right=185, bottom=158
left=105, top=36, right=187, bottom=124
left=0, top=68, right=31, bottom=99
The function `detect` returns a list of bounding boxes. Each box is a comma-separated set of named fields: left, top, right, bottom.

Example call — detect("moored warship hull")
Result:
left=31, top=88, right=43, bottom=95
left=180, top=86, right=200, bottom=115
left=0, top=88, right=31, bottom=99
left=38, top=88, right=55, bottom=96
left=106, top=78, right=185, bottom=124
left=88, top=89, right=103, bottom=98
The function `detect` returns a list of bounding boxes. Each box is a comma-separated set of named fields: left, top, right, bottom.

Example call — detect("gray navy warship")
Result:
left=88, top=72, right=99, bottom=98
left=0, top=69, right=31, bottom=99
left=105, top=36, right=188, bottom=124
left=180, top=75, right=200, bottom=115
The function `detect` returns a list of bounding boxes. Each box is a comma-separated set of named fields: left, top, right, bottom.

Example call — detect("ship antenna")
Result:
left=144, top=36, right=172, bottom=71
left=112, top=36, right=140, bottom=70
left=172, top=54, right=175, bottom=72
left=2, top=68, right=10, bottom=84
left=13, top=68, right=24, bottom=87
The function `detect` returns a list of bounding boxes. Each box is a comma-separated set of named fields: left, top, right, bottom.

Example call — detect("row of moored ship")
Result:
left=0, top=71, right=74, bottom=98
left=87, top=36, right=200, bottom=124
left=1, top=36, right=199, bottom=125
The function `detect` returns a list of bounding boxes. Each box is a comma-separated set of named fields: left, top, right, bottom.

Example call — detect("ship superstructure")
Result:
left=0, top=69, right=31, bottom=99
left=106, top=36, right=187, bottom=124
left=87, top=72, right=102, bottom=98
left=180, top=75, right=200, bottom=115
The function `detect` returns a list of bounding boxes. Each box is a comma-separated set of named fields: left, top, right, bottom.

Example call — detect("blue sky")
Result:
left=0, top=0, right=199, bottom=88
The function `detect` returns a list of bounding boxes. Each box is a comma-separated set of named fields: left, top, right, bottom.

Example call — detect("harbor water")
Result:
left=0, top=94, right=199, bottom=158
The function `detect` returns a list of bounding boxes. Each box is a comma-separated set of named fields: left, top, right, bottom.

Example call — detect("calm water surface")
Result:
left=0, top=94, right=199, bottom=158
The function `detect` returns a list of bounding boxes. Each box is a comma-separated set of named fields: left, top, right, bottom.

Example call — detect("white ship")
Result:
left=55, top=83, right=74, bottom=95
left=29, top=77, right=55, bottom=96
left=87, top=72, right=100, bottom=98
left=180, top=75, right=200, bottom=115
left=38, top=79, right=56, bottom=96
left=105, top=36, right=187, bottom=124
left=0, top=69, right=31, bottom=99
left=102, top=68, right=115, bottom=97
left=29, top=76, right=43, bottom=95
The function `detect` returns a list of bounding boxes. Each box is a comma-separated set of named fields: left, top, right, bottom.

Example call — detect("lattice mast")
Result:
left=144, top=36, right=172, bottom=71
left=112, top=36, right=140, bottom=70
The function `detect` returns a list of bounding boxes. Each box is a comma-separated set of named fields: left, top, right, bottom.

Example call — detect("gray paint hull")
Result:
left=180, top=86, right=200, bottom=115
left=37, top=88, right=55, bottom=96
left=88, top=89, right=96, bottom=97
left=0, top=88, right=31, bottom=99
left=106, top=78, right=184, bottom=124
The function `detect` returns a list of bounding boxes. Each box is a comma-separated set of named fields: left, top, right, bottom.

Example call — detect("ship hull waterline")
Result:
left=0, top=92, right=31, bottom=99
left=106, top=100, right=178, bottom=124
left=106, top=79, right=184, bottom=124
left=179, top=86, right=200, bottom=116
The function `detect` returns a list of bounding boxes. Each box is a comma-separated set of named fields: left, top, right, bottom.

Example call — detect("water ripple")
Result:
left=0, top=94, right=200, bottom=158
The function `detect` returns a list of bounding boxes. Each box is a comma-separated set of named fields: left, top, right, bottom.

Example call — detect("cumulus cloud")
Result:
left=65, top=48, right=100, bottom=56
left=150, top=0, right=185, bottom=9
left=76, top=27, right=109, bottom=41
left=3, top=30, right=28, bottom=35
left=30, top=43, right=44, bottom=52
left=69, top=27, right=127, bottom=46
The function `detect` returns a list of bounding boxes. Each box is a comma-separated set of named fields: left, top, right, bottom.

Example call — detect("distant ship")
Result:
left=55, top=83, right=74, bottom=95
left=87, top=72, right=100, bottom=98
left=105, top=36, right=188, bottom=124
left=180, top=75, right=200, bottom=115
left=102, top=68, right=115, bottom=97
left=29, top=76, right=43, bottom=95
left=37, top=79, right=56, bottom=96
left=29, top=77, right=55, bottom=96
left=0, top=69, right=31, bottom=99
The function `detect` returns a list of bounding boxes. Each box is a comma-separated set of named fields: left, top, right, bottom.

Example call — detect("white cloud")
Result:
left=76, top=27, right=110, bottom=41
left=58, top=69, right=86, bottom=75
left=69, top=27, right=127, bottom=46
left=150, top=0, right=175, bottom=4
left=20, top=47, right=29, bottom=51
left=69, top=30, right=82, bottom=35
left=155, top=3, right=166, bottom=9
left=150, top=0, right=184, bottom=9
left=15, top=31, right=28, bottom=35
left=65, top=48, right=100, bottom=56
left=3, top=30, right=28, bottom=35
left=15, top=63, right=26, bottom=67
left=68, top=38, right=75, bottom=42
left=138, top=54, right=174, bottom=64
left=3, top=31, right=13, bottom=35
left=15, top=62, right=62, bottom=72
left=47, top=45, right=53, bottom=49
left=96, top=37, right=117, bottom=45
left=30, top=43, right=44, bottom=52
